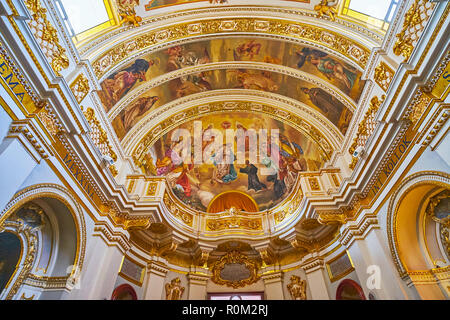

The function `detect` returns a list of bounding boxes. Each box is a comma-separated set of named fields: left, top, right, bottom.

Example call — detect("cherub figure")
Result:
left=314, top=0, right=339, bottom=21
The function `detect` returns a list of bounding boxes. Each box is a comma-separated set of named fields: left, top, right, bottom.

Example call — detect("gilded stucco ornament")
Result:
left=165, top=277, right=185, bottom=300
left=349, top=95, right=385, bottom=169
left=317, top=212, right=346, bottom=225
left=70, top=74, right=90, bottom=104
left=24, top=0, right=69, bottom=76
left=210, top=251, right=260, bottom=288
left=314, top=0, right=339, bottom=21
left=287, top=275, right=307, bottom=300
left=374, top=61, right=394, bottom=92
left=426, top=190, right=450, bottom=259
left=1, top=203, right=44, bottom=300
left=117, top=0, right=142, bottom=27
left=83, top=108, right=118, bottom=166
left=393, top=0, right=436, bottom=62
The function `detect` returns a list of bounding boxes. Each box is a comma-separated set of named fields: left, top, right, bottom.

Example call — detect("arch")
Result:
left=207, top=191, right=259, bottom=213
left=0, top=184, right=87, bottom=299
left=111, top=284, right=138, bottom=300
left=386, top=171, right=450, bottom=278
left=336, top=279, right=366, bottom=300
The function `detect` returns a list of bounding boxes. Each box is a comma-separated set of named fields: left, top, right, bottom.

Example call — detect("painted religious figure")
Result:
left=121, top=96, right=159, bottom=132
left=103, top=38, right=363, bottom=141
left=239, top=160, right=267, bottom=192
left=145, top=113, right=325, bottom=212
left=296, top=47, right=358, bottom=93
left=99, top=59, right=153, bottom=111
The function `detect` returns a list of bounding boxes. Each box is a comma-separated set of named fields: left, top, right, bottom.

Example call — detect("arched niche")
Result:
left=0, top=184, right=87, bottom=300
left=336, top=279, right=366, bottom=300
left=387, top=171, right=450, bottom=299
left=111, top=284, right=138, bottom=300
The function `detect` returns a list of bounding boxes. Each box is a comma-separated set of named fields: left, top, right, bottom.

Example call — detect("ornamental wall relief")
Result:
left=210, top=251, right=260, bottom=288
left=287, top=275, right=307, bottom=300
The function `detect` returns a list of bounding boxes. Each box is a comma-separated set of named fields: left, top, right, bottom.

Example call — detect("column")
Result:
left=144, top=260, right=169, bottom=300
left=262, top=271, right=284, bottom=300
left=187, top=271, right=209, bottom=300
left=304, top=259, right=330, bottom=300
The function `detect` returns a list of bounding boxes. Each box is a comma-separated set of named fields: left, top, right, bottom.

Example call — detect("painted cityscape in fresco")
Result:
left=143, top=112, right=324, bottom=212
left=98, top=38, right=363, bottom=140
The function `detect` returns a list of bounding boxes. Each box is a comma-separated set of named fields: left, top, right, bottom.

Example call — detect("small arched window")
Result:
left=336, top=279, right=366, bottom=300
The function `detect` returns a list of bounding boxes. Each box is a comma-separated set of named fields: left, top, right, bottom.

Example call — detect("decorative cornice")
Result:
left=302, top=258, right=325, bottom=272
left=93, top=222, right=131, bottom=253
left=339, top=215, right=379, bottom=247
left=24, top=274, right=71, bottom=290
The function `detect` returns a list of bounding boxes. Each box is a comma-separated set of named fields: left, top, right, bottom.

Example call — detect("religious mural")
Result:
left=0, top=232, right=21, bottom=293
left=99, top=38, right=363, bottom=139
left=110, top=68, right=354, bottom=140
left=143, top=112, right=325, bottom=212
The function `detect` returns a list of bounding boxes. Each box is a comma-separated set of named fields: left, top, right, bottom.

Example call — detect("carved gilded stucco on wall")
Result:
left=374, top=61, right=394, bottom=92
left=348, top=95, right=385, bottom=169
left=287, top=275, right=307, bottom=300
left=165, top=277, right=185, bottom=300
left=393, top=0, right=436, bottom=62
left=117, top=0, right=143, bottom=28
left=163, top=191, right=194, bottom=227
left=83, top=108, right=118, bottom=176
left=91, top=17, right=370, bottom=79
left=24, top=0, right=69, bottom=76
left=0, top=203, right=44, bottom=300
left=210, top=251, right=260, bottom=288
left=70, top=74, right=90, bottom=104
left=206, top=216, right=263, bottom=232
left=314, top=0, right=338, bottom=21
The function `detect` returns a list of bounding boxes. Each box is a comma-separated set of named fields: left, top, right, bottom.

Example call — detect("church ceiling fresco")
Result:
left=99, top=38, right=363, bottom=140
left=145, top=112, right=324, bottom=212
left=98, top=38, right=364, bottom=110
left=138, top=0, right=310, bottom=11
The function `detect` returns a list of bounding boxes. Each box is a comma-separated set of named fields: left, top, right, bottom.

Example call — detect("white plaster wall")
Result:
left=113, top=274, right=144, bottom=300
left=0, top=106, right=11, bottom=143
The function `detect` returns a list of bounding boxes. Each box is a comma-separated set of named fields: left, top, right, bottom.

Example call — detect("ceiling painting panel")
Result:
left=109, top=68, right=354, bottom=141
left=145, top=112, right=324, bottom=212
left=98, top=38, right=364, bottom=113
